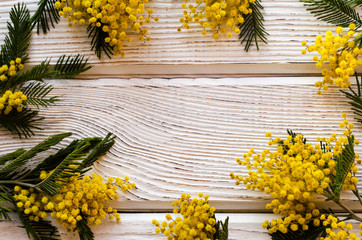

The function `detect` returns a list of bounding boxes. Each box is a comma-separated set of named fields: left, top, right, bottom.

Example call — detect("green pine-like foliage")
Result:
left=300, top=0, right=362, bottom=28
left=31, top=0, right=60, bottom=34
left=0, top=132, right=115, bottom=240
left=270, top=218, right=328, bottom=240
left=238, top=0, right=268, bottom=51
left=0, top=4, right=91, bottom=138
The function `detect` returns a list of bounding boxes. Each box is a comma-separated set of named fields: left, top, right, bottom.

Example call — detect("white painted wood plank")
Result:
left=1, top=77, right=362, bottom=211
left=0, top=0, right=350, bottom=75
left=1, top=213, right=361, bottom=239
left=0, top=213, right=272, bottom=239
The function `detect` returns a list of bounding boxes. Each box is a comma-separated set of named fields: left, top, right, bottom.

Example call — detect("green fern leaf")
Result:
left=0, top=109, right=42, bottom=138
left=35, top=139, right=95, bottom=195
left=0, top=3, right=32, bottom=65
left=22, top=140, right=80, bottom=179
left=0, top=133, right=71, bottom=178
left=15, top=202, right=60, bottom=240
left=0, top=192, right=12, bottom=221
left=330, top=135, right=355, bottom=201
left=300, top=0, right=362, bottom=28
left=77, top=218, right=95, bottom=240
left=30, top=0, right=60, bottom=34
left=0, top=59, right=54, bottom=92
left=87, top=23, right=113, bottom=59
left=347, top=0, right=362, bottom=7
left=238, top=0, right=268, bottom=51
left=214, top=216, right=229, bottom=240
left=0, top=148, right=26, bottom=166
left=53, top=54, right=92, bottom=78
left=270, top=216, right=328, bottom=240
left=78, top=133, right=115, bottom=173
left=341, top=74, right=362, bottom=125
left=21, top=82, right=58, bottom=109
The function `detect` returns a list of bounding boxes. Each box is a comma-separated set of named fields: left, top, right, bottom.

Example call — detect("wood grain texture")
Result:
left=1, top=213, right=361, bottom=240
left=0, top=0, right=347, bottom=75
left=1, top=77, right=362, bottom=212
left=0, top=213, right=271, bottom=240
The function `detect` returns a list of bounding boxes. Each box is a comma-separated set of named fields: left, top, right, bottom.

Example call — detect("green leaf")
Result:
left=347, top=0, right=362, bottom=7
left=0, top=3, right=32, bottom=65
left=76, top=218, right=95, bottom=240
left=35, top=139, right=95, bottom=195
left=0, top=59, right=54, bottom=92
left=300, top=0, right=362, bottom=28
left=238, top=0, right=268, bottom=51
left=214, top=216, right=229, bottom=240
left=0, top=133, right=71, bottom=178
left=0, top=109, right=42, bottom=138
left=22, top=139, right=80, bottom=179
left=87, top=23, right=113, bottom=59
left=270, top=220, right=328, bottom=240
left=78, top=133, right=115, bottom=173
left=30, top=0, right=60, bottom=34
left=21, top=81, right=58, bottom=109
left=330, top=135, right=355, bottom=201
left=0, top=148, right=26, bottom=166
left=53, top=54, right=92, bottom=78
left=341, top=73, right=362, bottom=125
left=0, top=192, right=12, bottom=221
left=15, top=201, right=60, bottom=240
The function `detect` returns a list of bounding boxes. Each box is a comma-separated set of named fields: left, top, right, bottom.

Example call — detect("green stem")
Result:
left=334, top=198, right=362, bottom=222
left=352, top=184, right=362, bottom=206
left=0, top=180, right=36, bottom=189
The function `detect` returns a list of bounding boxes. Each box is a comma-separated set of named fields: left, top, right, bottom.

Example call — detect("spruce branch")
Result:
left=0, top=3, right=32, bottom=65
left=30, top=0, right=60, bottom=34
left=87, top=23, right=113, bottom=59
left=300, top=0, right=362, bottom=28
left=238, top=0, right=268, bottom=51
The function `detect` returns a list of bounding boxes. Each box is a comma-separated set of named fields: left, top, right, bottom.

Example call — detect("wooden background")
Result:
left=1, top=0, right=362, bottom=239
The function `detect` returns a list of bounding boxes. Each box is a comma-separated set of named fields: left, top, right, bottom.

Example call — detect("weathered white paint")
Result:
left=0, top=0, right=349, bottom=75
left=1, top=0, right=362, bottom=239
left=1, top=213, right=361, bottom=239
left=1, top=78, right=362, bottom=212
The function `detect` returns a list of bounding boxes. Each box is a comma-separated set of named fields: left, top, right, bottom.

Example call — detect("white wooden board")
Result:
left=0, top=0, right=347, bottom=75
left=1, top=0, right=362, bottom=239
left=1, top=77, right=362, bottom=211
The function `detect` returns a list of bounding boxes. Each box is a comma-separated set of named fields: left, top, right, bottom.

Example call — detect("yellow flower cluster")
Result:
left=179, top=0, right=255, bottom=39
left=13, top=186, right=48, bottom=222
left=55, top=0, right=159, bottom=57
left=231, top=113, right=359, bottom=235
left=0, top=90, right=27, bottom=115
left=152, top=193, right=216, bottom=240
left=319, top=215, right=359, bottom=240
left=14, top=173, right=135, bottom=231
left=302, top=23, right=362, bottom=94
left=0, top=58, right=24, bottom=82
